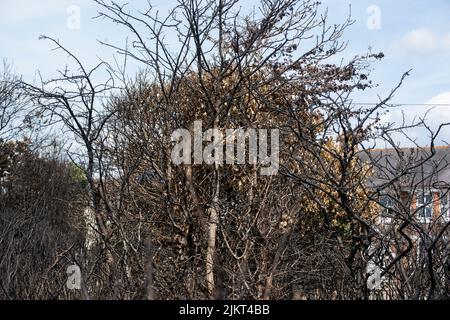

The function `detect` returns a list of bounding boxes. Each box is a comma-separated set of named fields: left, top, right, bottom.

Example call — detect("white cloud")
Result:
left=442, top=34, right=450, bottom=49
left=423, top=92, right=450, bottom=144
left=423, top=92, right=450, bottom=129
left=401, top=28, right=440, bottom=54
left=427, top=92, right=450, bottom=105
left=384, top=92, right=450, bottom=146
left=401, top=29, right=450, bottom=55
left=413, top=92, right=450, bottom=144
left=403, top=92, right=450, bottom=126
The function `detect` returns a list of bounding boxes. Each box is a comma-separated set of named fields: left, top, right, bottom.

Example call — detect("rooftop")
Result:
left=361, top=146, right=450, bottom=189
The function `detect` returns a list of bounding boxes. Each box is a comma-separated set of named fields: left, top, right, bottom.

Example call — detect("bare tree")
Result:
left=0, top=60, right=23, bottom=141
left=21, top=36, right=117, bottom=299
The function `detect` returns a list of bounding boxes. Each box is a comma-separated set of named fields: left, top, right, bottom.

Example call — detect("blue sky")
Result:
left=1, top=0, right=450, bottom=145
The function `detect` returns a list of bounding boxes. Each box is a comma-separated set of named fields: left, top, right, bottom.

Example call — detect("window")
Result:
left=417, top=192, right=433, bottom=223
left=379, top=195, right=394, bottom=224
left=440, top=192, right=450, bottom=222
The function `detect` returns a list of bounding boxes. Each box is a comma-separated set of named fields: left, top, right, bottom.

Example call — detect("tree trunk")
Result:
left=206, top=176, right=220, bottom=298
left=143, top=237, right=155, bottom=300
